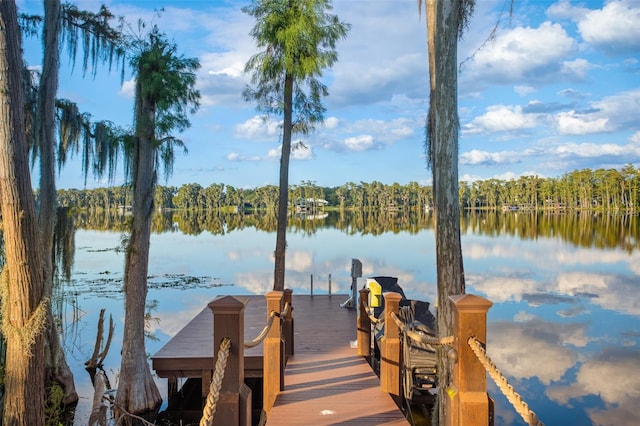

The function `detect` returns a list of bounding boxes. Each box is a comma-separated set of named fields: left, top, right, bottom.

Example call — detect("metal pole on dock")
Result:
left=352, top=259, right=361, bottom=305
left=340, top=258, right=362, bottom=308
left=310, top=274, right=314, bottom=297
left=328, top=273, right=332, bottom=296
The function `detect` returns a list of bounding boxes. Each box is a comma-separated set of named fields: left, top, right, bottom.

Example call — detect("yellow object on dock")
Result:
left=367, top=278, right=383, bottom=308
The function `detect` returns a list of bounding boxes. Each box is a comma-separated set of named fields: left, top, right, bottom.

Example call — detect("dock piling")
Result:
left=447, top=294, right=493, bottom=426
left=357, top=288, right=371, bottom=359
left=208, top=296, right=252, bottom=426
left=380, top=292, right=402, bottom=397
left=283, top=289, right=294, bottom=357
left=263, top=291, right=283, bottom=413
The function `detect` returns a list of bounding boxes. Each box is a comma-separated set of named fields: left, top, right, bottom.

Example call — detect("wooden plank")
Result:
left=267, top=295, right=407, bottom=425
left=151, top=294, right=407, bottom=424
left=151, top=295, right=266, bottom=379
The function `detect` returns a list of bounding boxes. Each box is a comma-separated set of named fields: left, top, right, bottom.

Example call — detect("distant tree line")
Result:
left=69, top=207, right=640, bottom=253
left=56, top=165, right=640, bottom=213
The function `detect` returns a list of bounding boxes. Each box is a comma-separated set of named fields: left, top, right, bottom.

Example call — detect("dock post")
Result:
left=282, top=289, right=294, bottom=357
left=447, top=294, right=493, bottom=426
left=263, top=291, right=283, bottom=413
left=208, top=296, right=252, bottom=426
left=380, top=292, right=402, bottom=397
left=357, top=288, right=371, bottom=360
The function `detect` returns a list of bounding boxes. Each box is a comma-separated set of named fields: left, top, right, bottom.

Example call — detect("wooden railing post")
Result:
left=357, top=288, right=371, bottom=359
left=282, top=289, right=294, bottom=358
left=263, top=291, right=283, bottom=413
left=380, top=292, right=402, bottom=396
left=448, top=294, right=493, bottom=426
left=208, top=296, right=252, bottom=426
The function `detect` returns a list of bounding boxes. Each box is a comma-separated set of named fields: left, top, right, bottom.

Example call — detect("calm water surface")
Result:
left=61, top=212, right=640, bottom=425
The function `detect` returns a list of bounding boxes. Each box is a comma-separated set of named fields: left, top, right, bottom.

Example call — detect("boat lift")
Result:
left=340, top=258, right=362, bottom=308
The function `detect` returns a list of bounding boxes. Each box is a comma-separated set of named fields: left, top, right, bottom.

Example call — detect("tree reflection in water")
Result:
left=52, top=210, right=638, bottom=425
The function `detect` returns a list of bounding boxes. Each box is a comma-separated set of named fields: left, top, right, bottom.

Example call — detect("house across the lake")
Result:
left=294, top=197, right=328, bottom=212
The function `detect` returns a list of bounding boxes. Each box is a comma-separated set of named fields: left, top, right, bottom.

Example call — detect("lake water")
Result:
left=60, top=211, right=639, bottom=426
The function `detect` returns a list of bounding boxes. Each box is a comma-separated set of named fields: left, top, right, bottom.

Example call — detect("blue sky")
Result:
left=19, top=0, right=640, bottom=190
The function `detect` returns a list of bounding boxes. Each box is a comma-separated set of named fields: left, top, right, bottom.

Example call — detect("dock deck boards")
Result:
left=152, top=296, right=267, bottom=379
left=266, top=294, right=407, bottom=425
left=151, top=294, right=407, bottom=425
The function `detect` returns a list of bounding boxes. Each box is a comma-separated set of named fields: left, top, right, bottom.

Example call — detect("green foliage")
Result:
left=126, top=26, right=200, bottom=183
left=44, top=382, right=65, bottom=426
left=144, top=299, right=160, bottom=342
left=17, top=13, right=42, bottom=38
left=57, top=164, right=640, bottom=214
left=243, top=0, right=349, bottom=134
left=60, top=4, right=127, bottom=80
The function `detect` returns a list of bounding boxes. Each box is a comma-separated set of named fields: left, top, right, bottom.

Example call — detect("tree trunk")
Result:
left=0, top=2, right=47, bottom=423
left=426, top=0, right=466, bottom=423
left=115, top=79, right=162, bottom=415
left=37, top=0, right=78, bottom=404
left=273, top=71, right=294, bottom=292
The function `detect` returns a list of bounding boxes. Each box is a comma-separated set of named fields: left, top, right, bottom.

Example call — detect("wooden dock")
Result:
left=152, top=296, right=268, bottom=397
left=266, top=294, right=407, bottom=425
left=151, top=294, right=407, bottom=425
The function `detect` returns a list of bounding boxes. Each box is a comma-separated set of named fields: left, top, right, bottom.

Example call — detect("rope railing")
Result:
left=200, top=337, right=232, bottom=426
left=389, top=311, right=454, bottom=347
left=467, top=336, right=544, bottom=426
left=244, top=302, right=291, bottom=348
left=360, top=295, right=380, bottom=325
left=407, top=330, right=454, bottom=348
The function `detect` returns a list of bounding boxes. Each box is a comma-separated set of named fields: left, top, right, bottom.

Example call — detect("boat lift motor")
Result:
left=340, top=258, right=362, bottom=308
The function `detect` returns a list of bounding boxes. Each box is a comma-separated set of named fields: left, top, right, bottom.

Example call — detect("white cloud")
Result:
left=557, top=88, right=590, bottom=100
left=463, top=241, right=640, bottom=315
left=555, top=89, right=640, bottom=135
left=344, top=135, right=374, bottom=152
left=226, top=152, right=260, bottom=162
left=556, top=271, right=640, bottom=316
left=546, top=348, right=640, bottom=425
left=577, top=0, right=640, bottom=53
left=555, top=111, right=609, bottom=135
left=487, top=320, right=581, bottom=385
left=553, top=140, right=639, bottom=159
left=464, top=105, right=540, bottom=134
left=467, top=275, right=538, bottom=303
left=328, top=0, right=427, bottom=107
left=459, top=149, right=520, bottom=166
left=547, top=0, right=640, bottom=53
left=514, top=85, right=535, bottom=96
left=288, top=250, right=313, bottom=272
left=322, top=116, right=340, bottom=130
left=266, top=142, right=313, bottom=161
left=465, top=21, right=577, bottom=84
left=291, top=143, right=314, bottom=160
left=234, top=116, right=281, bottom=140
left=595, top=89, right=640, bottom=130
left=266, top=147, right=279, bottom=160
left=198, top=52, right=249, bottom=107
left=350, top=117, right=416, bottom=142
left=559, top=58, right=593, bottom=80
left=546, top=0, right=591, bottom=20
left=119, top=78, right=135, bottom=98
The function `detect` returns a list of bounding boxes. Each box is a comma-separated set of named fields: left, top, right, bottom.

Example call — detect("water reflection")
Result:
left=62, top=211, right=639, bottom=425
